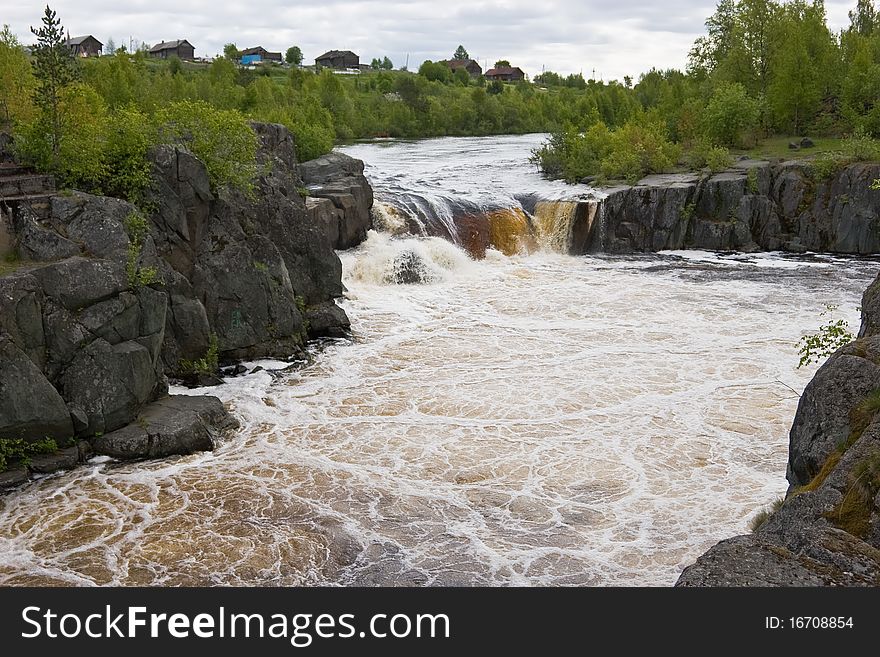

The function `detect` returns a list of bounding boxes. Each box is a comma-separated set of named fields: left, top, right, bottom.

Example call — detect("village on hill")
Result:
left=57, top=32, right=529, bottom=81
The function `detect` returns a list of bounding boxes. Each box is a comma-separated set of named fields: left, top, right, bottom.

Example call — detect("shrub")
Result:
left=179, top=333, right=220, bottom=376
left=101, top=104, right=155, bottom=203
left=0, top=437, right=58, bottom=472
left=841, top=127, right=880, bottom=161
left=15, top=83, right=108, bottom=190
left=533, top=120, right=679, bottom=183
left=124, top=210, right=160, bottom=288
left=156, top=100, right=258, bottom=192
left=702, top=83, right=761, bottom=148
left=685, top=139, right=732, bottom=172
left=600, top=120, right=680, bottom=182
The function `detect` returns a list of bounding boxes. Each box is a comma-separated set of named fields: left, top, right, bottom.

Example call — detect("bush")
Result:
left=702, top=82, right=761, bottom=148
left=533, top=120, right=679, bottom=183
left=15, top=83, right=108, bottom=190
left=841, top=127, right=880, bottom=161
left=600, top=120, right=680, bottom=182
left=0, top=437, right=57, bottom=472
left=684, top=139, right=732, bottom=172
left=530, top=123, right=613, bottom=182
left=101, top=105, right=155, bottom=203
left=156, top=100, right=258, bottom=192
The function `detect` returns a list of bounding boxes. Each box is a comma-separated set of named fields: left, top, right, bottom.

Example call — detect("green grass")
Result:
left=823, top=451, right=880, bottom=539
left=749, top=497, right=785, bottom=533
left=734, top=136, right=846, bottom=160
left=0, top=253, right=24, bottom=277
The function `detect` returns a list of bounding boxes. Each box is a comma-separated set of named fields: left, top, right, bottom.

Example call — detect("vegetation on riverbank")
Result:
left=1, top=7, right=648, bottom=200
left=4, top=2, right=880, bottom=195
left=533, top=0, right=880, bottom=183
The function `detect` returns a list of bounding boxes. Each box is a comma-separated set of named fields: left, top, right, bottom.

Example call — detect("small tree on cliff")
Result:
left=453, top=45, right=470, bottom=60
left=30, top=5, right=79, bottom=168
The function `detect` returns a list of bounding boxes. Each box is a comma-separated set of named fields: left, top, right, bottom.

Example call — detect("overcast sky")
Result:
left=3, top=0, right=859, bottom=80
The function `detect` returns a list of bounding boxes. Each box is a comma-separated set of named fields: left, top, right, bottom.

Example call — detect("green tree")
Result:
left=382, top=56, right=393, bottom=70
left=286, top=46, right=303, bottom=66
left=849, top=0, right=877, bottom=35
left=29, top=5, right=79, bottom=169
left=370, top=57, right=381, bottom=70
left=0, top=25, right=36, bottom=128
left=156, top=100, right=258, bottom=192
left=453, top=45, right=470, bottom=60
left=223, top=43, right=240, bottom=61
left=702, top=82, right=761, bottom=146
left=689, top=0, right=738, bottom=74
left=494, top=59, right=511, bottom=68
left=16, top=83, right=107, bottom=190
left=419, top=60, right=452, bottom=82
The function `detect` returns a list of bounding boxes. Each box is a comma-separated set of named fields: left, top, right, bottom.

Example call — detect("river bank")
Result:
left=1, top=133, right=878, bottom=587
left=0, top=123, right=372, bottom=489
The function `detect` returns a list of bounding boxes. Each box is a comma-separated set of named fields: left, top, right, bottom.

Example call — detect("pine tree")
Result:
left=30, top=5, right=79, bottom=167
left=453, top=45, right=470, bottom=60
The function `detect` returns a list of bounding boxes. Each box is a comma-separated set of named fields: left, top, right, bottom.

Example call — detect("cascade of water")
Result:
left=532, top=201, right=580, bottom=253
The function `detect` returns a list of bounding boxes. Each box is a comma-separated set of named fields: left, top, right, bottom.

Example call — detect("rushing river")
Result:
left=0, top=135, right=876, bottom=586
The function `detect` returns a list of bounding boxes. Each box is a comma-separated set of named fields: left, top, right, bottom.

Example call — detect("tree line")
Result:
left=534, top=0, right=880, bottom=182
left=2, top=2, right=879, bottom=198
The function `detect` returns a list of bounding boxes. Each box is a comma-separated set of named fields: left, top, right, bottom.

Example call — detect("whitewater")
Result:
left=0, top=135, right=874, bottom=586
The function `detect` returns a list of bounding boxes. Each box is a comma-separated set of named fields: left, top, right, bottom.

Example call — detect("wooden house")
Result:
left=64, top=35, right=102, bottom=57
left=149, top=39, right=195, bottom=60
left=315, top=50, right=359, bottom=70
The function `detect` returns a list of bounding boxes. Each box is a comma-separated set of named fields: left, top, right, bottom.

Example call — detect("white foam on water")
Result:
left=343, top=230, right=475, bottom=287
left=0, top=234, right=873, bottom=587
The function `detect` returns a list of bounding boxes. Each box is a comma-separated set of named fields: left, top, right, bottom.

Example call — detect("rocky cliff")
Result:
left=572, top=159, right=880, bottom=255
left=0, top=124, right=373, bottom=490
left=677, top=272, right=880, bottom=586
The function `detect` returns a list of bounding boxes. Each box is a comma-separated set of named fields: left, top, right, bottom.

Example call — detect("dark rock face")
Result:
left=0, top=123, right=369, bottom=484
left=299, top=152, right=374, bottom=250
left=0, top=334, right=72, bottom=442
left=147, top=124, right=360, bottom=368
left=677, top=271, right=880, bottom=587
left=578, top=160, right=880, bottom=256
left=92, top=395, right=239, bottom=460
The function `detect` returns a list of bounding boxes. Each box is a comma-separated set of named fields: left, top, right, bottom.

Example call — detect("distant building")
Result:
left=240, top=46, right=282, bottom=65
left=64, top=35, right=102, bottom=57
left=445, top=59, right=482, bottom=78
left=149, top=39, right=195, bottom=60
left=485, top=66, right=526, bottom=82
left=315, top=50, right=359, bottom=70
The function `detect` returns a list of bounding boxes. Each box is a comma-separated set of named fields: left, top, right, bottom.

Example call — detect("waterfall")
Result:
left=368, top=196, right=600, bottom=257
left=532, top=201, right=580, bottom=253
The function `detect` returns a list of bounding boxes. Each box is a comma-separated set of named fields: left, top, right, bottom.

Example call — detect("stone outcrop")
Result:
left=91, top=395, right=240, bottom=460
left=573, top=160, right=880, bottom=255
left=299, top=152, right=374, bottom=250
left=0, top=124, right=371, bottom=488
left=677, top=271, right=880, bottom=586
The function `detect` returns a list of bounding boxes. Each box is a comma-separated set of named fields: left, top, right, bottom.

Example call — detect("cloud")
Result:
left=5, top=0, right=858, bottom=81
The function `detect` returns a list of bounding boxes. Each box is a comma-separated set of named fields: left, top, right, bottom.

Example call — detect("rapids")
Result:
left=0, top=135, right=875, bottom=587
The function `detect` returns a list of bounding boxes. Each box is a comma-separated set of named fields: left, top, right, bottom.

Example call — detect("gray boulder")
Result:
left=300, top=152, right=374, bottom=250
left=92, top=395, right=239, bottom=459
left=0, top=335, right=72, bottom=442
